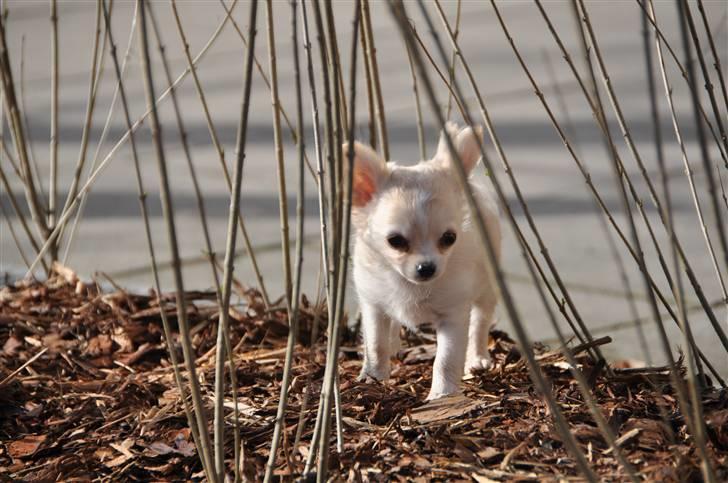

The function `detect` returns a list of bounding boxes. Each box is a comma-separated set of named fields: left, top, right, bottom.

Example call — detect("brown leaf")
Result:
left=146, top=441, right=175, bottom=456
left=410, top=394, right=483, bottom=424
left=3, top=336, right=22, bottom=356
left=86, top=335, right=113, bottom=357
left=8, top=434, right=46, bottom=458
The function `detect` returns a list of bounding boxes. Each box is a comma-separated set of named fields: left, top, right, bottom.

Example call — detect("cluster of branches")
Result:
left=0, top=0, right=726, bottom=481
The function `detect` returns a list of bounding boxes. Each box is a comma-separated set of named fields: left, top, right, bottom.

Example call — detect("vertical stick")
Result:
left=0, top=12, right=50, bottom=245
left=649, top=1, right=715, bottom=479
left=49, top=0, right=59, bottom=231
left=56, top=0, right=104, bottom=256
left=444, top=0, right=461, bottom=120
left=210, top=0, right=259, bottom=479
left=24, top=2, right=241, bottom=277
left=266, top=0, right=293, bottom=308
left=696, top=0, right=728, bottom=123
left=569, top=0, right=728, bottom=356
left=405, top=40, right=426, bottom=160
left=101, top=2, right=211, bottom=479
left=19, top=37, right=48, bottom=216
left=63, top=0, right=139, bottom=265
left=577, top=2, right=714, bottom=480
left=170, top=0, right=272, bottom=310
left=679, top=0, right=728, bottom=275
left=0, top=161, right=47, bottom=273
left=316, top=3, right=360, bottom=479
left=360, top=15, right=377, bottom=150
left=264, top=2, right=307, bottom=479
left=534, top=0, right=723, bottom=385
left=360, top=0, right=389, bottom=161
left=302, top=0, right=336, bottom=470
left=145, top=4, right=243, bottom=480
left=136, top=1, right=217, bottom=481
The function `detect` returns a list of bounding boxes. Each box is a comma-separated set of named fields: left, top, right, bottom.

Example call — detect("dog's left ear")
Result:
left=344, top=142, right=388, bottom=207
left=435, top=122, right=484, bottom=175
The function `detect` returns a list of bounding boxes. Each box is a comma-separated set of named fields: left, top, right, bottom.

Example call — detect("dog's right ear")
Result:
left=344, top=142, right=387, bottom=207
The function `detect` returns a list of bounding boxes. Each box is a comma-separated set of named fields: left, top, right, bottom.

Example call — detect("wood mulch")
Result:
left=0, top=266, right=726, bottom=482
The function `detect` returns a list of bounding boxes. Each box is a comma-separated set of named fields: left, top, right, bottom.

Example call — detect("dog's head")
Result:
left=347, top=122, right=483, bottom=284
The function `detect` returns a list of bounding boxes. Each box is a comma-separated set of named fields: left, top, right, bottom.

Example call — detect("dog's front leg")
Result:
left=427, top=312, right=469, bottom=400
left=358, top=302, right=393, bottom=381
left=466, top=295, right=496, bottom=373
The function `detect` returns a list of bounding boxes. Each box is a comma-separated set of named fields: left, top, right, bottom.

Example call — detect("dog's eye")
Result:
left=439, top=230, right=457, bottom=248
left=387, top=234, right=409, bottom=252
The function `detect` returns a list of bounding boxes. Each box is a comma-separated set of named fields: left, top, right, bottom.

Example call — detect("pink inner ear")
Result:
left=352, top=169, right=376, bottom=207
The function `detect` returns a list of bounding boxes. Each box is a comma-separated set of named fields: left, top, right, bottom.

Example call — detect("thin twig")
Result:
left=0, top=347, right=48, bottom=387
left=216, top=0, right=317, bottom=180
left=62, top=0, right=135, bottom=265
left=57, top=1, right=104, bottom=256
left=533, top=0, right=723, bottom=383
left=18, top=36, right=48, bottom=217
left=576, top=0, right=728, bottom=354
left=405, top=39, right=426, bottom=160
left=0, top=200, right=31, bottom=270
left=361, top=0, right=389, bottom=161
left=651, top=2, right=715, bottom=478
left=265, top=0, right=293, bottom=308
left=0, top=11, right=50, bottom=245
left=680, top=0, right=728, bottom=276
left=100, top=2, right=213, bottom=480
left=211, top=0, right=259, bottom=479
left=302, top=0, right=334, bottom=470
left=696, top=0, right=728, bottom=121
left=481, top=3, right=641, bottom=479
left=576, top=2, right=714, bottom=481
left=49, top=0, right=59, bottom=230
left=360, top=13, right=377, bottom=150
left=634, top=0, right=727, bottom=165
left=170, top=0, right=271, bottom=311
left=24, top=0, right=240, bottom=276
left=444, top=0, right=461, bottom=120
left=264, top=2, right=306, bottom=479
left=0, top=159, right=47, bottom=273
left=317, top=3, right=360, bottom=479
left=145, top=3, right=243, bottom=480
left=137, top=2, right=217, bottom=481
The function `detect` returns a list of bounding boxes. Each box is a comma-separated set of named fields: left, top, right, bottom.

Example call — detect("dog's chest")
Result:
left=384, top=288, right=446, bottom=330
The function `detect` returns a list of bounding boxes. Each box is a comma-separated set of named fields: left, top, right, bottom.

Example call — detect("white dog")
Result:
left=349, top=122, right=501, bottom=400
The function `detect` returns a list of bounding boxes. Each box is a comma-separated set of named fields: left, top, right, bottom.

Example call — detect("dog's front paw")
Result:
left=426, top=376, right=461, bottom=400
left=465, top=355, right=493, bottom=374
left=358, top=362, right=390, bottom=382
left=426, top=384, right=461, bottom=401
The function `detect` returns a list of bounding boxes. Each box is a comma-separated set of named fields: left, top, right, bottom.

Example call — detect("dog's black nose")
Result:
left=416, top=262, right=436, bottom=279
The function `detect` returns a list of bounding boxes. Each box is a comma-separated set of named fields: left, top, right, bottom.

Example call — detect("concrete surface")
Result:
left=1, top=1, right=727, bottom=376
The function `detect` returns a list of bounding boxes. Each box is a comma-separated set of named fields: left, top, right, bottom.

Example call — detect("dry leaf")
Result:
left=8, top=435, right=46, bottom=458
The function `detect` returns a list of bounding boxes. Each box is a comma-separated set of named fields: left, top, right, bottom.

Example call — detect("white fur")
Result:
left=349, top=122, right=501, bottom=400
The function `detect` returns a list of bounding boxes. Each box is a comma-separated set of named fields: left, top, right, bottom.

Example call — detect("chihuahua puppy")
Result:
left=349, top=122, right=501, bottom=400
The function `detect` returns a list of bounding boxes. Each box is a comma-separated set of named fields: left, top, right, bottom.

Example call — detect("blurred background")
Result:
left=1, top=0, right=726, bottom=375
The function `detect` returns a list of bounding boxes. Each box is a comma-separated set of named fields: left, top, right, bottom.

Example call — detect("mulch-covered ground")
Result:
left=1, top=266, right=726, bottom=482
